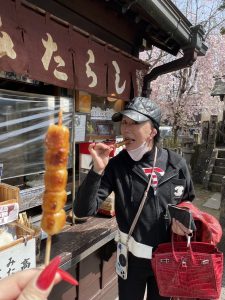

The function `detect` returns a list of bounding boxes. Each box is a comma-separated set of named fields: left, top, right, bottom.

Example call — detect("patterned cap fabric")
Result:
left=112, top=97, right=161, bottom=126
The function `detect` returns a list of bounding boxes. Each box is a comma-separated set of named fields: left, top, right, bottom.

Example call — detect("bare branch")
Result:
left=194, top=0, right=199, bottom=24
left=205, top=18, right=225, bottom=39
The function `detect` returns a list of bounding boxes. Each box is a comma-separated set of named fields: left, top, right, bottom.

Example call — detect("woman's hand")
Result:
left=0, top=256, right=78, bottom=300
left=88, top=143, right=114, bottom=175
left=171, top=218, right=193, bottom=236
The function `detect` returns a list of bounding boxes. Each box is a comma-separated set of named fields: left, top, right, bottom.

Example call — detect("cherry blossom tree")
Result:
left=140, top=0, right=225, bottom=144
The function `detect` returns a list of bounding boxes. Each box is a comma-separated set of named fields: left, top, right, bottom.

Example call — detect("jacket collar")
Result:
left=121, top=148, right=184, bottom=184
left=158, top=149, right=184, bottom=185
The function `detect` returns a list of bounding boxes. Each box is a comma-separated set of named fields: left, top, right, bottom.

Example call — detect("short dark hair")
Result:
left=148, top=119, right=160, bottom=144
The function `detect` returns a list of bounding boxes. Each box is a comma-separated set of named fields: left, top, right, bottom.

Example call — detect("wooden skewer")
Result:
left=58, top=110, right=63, bottom=126
left=44, top=235, right=52, bottom=266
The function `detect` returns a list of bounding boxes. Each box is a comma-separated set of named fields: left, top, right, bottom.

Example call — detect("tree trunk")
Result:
left=173, top=127, right=179, bottom=145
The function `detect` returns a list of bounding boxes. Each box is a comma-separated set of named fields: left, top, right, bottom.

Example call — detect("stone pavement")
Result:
left=194, top=184, right=224, bottom=300
left=193, top=184, right=220, bottom=219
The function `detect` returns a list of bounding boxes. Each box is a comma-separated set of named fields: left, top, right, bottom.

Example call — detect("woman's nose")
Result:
left=122, top=126, right=130, bottom=133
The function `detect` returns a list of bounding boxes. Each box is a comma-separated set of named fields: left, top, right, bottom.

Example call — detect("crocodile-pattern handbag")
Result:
left=151, top=240, right=223, bottom=299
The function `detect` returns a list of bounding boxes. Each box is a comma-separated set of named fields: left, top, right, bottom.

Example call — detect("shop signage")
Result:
left=74, top=114, right=86, bottom=142
left=0, top=0, right=148, bottom=100
left=0, top=238, right=36, bottom=279
left=91, top=107, right=115, bottom=120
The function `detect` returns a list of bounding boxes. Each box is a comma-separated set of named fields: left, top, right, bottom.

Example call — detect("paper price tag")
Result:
left=0, top=203, right=19, bottom=225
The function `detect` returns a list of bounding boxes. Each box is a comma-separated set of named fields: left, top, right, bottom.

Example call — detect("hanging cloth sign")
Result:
left=0, top=0, right=149, bottom=100
left=21, top=6, right=74, bottom=89
left=0, top=0, right=28, bottom=75
left=107, top=48, right=134, bottom=100
left=71, top=30, right=107, bottom=96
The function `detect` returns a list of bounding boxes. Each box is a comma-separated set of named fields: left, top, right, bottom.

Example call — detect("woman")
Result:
left=74, top=97, right=194, bottom=300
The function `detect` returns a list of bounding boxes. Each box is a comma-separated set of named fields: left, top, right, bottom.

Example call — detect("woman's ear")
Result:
left=146, top=128, right=157, bottom=146
left=150, top=128, right=157, bottom=139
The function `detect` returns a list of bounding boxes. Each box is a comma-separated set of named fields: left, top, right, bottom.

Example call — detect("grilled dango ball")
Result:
left=41, top=209, right=66, bottom=236
left=45, top=119, right=69, bottom=151
left=42, top=190, right=67, bottom=213
left=44, top=169, right=68, bottom=192
left=45, top=148, right=69, bottom=171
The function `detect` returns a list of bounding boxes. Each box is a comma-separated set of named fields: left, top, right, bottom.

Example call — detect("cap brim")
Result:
left=112, top=110, right=149, bottom=123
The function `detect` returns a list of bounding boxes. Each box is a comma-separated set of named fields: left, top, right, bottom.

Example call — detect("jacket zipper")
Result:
left=154, top=190, right=161, bottom=245
left=155, top=171, right=179, bottom=244
left=153, top=171, right=179, bottom=218
left=153, top=189, right=159, bottom=216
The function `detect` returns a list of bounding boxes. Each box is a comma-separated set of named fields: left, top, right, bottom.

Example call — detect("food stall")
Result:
left=0, top=0, right=207, bottom=298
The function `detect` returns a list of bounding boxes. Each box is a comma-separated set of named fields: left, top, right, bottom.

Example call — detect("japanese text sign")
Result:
left=0, top=0, right=148, bottom=100
left=0, top=238, right=36, bottom=279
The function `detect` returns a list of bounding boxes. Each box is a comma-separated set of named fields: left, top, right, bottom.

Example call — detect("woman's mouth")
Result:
left=124, top=138, right=135, bottom=144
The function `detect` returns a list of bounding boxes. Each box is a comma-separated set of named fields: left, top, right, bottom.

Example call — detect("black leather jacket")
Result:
left=74, top=147, right=195, bottom=248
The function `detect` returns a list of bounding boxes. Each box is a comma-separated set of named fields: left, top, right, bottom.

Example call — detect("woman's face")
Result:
left=120, top=116, right=157, bottom=150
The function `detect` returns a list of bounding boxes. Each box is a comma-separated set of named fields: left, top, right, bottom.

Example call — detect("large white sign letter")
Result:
left=112, top=60, right=126, bottom=94
left=86, top=49, right=97, bottom=88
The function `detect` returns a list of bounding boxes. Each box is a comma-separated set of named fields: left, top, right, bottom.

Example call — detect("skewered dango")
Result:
left=45, top=121, right=69, bottom=151
left=41, top=111, right=69, bottom=236
left=115, top=140, right=127, bottom=148
left=44, top=169, right=68, bottom=192
left=41, top=209, right=66, bottom=236
left=42, top=190, right=67, bottom=213
left=45, top=148, right=68, bottom=170
left=102, top=139, right=127, bottom=148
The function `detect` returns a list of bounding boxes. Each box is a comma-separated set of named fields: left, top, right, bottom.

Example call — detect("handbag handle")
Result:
left=171, top=233, right=196, bottom=264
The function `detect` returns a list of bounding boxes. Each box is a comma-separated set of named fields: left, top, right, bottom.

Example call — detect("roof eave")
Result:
left=137, top=0, right=208, bottom=56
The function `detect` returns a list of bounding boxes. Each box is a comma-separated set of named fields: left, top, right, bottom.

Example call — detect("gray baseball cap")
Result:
left=112, top=97, right=161, bottom=127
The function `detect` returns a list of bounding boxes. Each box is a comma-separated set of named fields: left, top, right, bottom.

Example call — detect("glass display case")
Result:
left=0, top=89, right=73, bottom=179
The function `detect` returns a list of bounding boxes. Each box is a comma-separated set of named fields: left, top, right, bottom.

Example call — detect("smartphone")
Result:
left=167, top=204, right=196, bottom=231
left=116, top=242, right=128, bottom=280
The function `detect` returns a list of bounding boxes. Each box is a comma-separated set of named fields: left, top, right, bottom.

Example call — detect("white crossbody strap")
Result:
left=115, top=230, right=153, bottom=259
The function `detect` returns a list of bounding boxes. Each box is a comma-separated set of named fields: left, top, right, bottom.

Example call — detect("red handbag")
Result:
left=151, top=240, right=223, bottom=299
